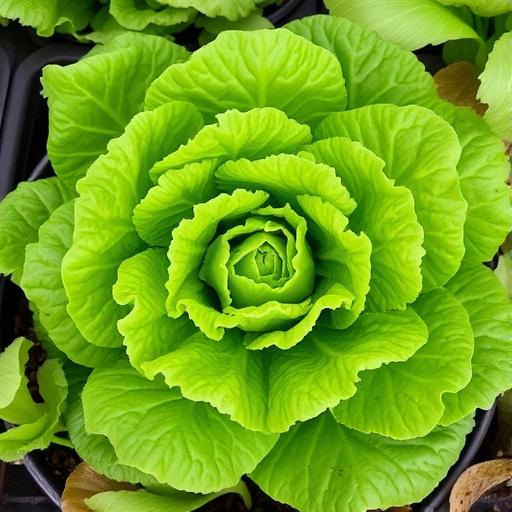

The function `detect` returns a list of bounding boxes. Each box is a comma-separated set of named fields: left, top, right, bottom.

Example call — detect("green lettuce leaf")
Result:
left=264, top=308, right=428, bottom=433
left=109, top=0, right=195, bottom=31
left=144, top=28, right=347, bottom=127
left=440, top=262, right=512, bottom=425
left=86, top=481, right=251, bottom=512
left=82, top=361, right=279, bottom=493
left=323, top=0, right=481, bottom=51
left=251, top=412, right=475, bottom=512
left=306, top=137, right=424, bottom=313
left=331, top=288, right=473, bottom=440
left=434, top=0, right=512, bottom=16
left=0, top=338, right=43, bottom=425
left=0, top=0, right=96, bottom=36
left=149, top=107, right=312, bottom=181
left=0, top=347, right=67, bottom=462
left=134, top=160, right=219, bottom=247
left=477, top=31, right=512, bottom=141
left=215, top=154, right=356, bottom=216
left=429, top=100, right=511, bottom=261
left=42, top=33, right=191, bottom=185
left=63, top=363, right=158, bottom=486
left=169, top=0, right=259, bottom=20
left=285, top=15, right=438, bottom=110
left=0, top=178, right=75, bottom=285
left=21, top=201, right=124, bottom=367
left=316, top=103, right=467, bottom=291
left=62, top=101, right=203, bottom=349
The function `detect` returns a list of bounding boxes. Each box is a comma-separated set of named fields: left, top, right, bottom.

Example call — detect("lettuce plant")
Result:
left=0, top=0, right=279, bottom=43
left=0, top=15, right=512, bottom=512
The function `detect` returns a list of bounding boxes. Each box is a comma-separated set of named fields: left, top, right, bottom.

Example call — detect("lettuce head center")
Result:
left=231, top=232, right=289, bottom=286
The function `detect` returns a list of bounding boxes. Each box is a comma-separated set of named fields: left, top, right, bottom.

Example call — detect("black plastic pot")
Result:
left=0, top=25, right=499, bottom=512
left=266, top=0, right=321, bottom=26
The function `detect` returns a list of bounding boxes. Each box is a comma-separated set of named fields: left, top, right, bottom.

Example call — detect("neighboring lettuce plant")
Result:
left=0, top=14, right=512, bottom=512
left=0, top=0, right=279, bottom=44
left=325, top=0, right=512, bottom=142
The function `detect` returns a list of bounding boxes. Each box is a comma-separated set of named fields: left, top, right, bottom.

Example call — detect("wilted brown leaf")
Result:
left=434, top=62, right=488, bottom=116
left=61, top=462, right=140, bottom=512
left=449, top=459, right=512, bottom=512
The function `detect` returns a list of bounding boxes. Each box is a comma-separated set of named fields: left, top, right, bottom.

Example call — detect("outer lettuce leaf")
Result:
left=21, top=202, right=124, bottom=367
left=62, top=101, right=203, bottom=349
left=306, top=137, right=424, bottom=313
left=477, top=31, right=512, bottom=141
left=113, top=248, right=198, bottom=370
left=0, top=0, right=95, bottom=36
left=42, top=33, right=191, bottom=185
left=324, top=0, right=480, bottom=51
left=285, top=15, right=438, bottom=110
left=429, top=100, right=511, bottom=261
left=0, top=178, right=75, bottom=285
left=149, top=107, right=312, bottom=180
left=316, top=104, right=466, bottom=291
left=331, top=288, right=473, bottom=440
left=251, top=412, right=475, bottom=512
left=196, top=10, right=273, bottom=45
left=64, top=363, right=159, bottom=486
left=144, top=29, right=347, bottom=128
left=440, top=262, right=512, bottom=425
left=81, top=361, right=279, bottom=494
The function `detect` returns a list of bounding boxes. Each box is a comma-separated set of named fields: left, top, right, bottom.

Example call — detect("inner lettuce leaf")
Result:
left=305, top=137, right=424, bottom=313
left=1, top=14, right=511, bottom=512
left=315, top=103, right=466, bottom=291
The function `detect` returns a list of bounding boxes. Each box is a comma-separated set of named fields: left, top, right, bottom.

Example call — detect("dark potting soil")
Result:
left=12, top=285, right=299, bottom=511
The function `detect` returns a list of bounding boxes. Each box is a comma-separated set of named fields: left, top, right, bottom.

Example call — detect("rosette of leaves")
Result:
left=0, top=15, right=512, bottom=512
